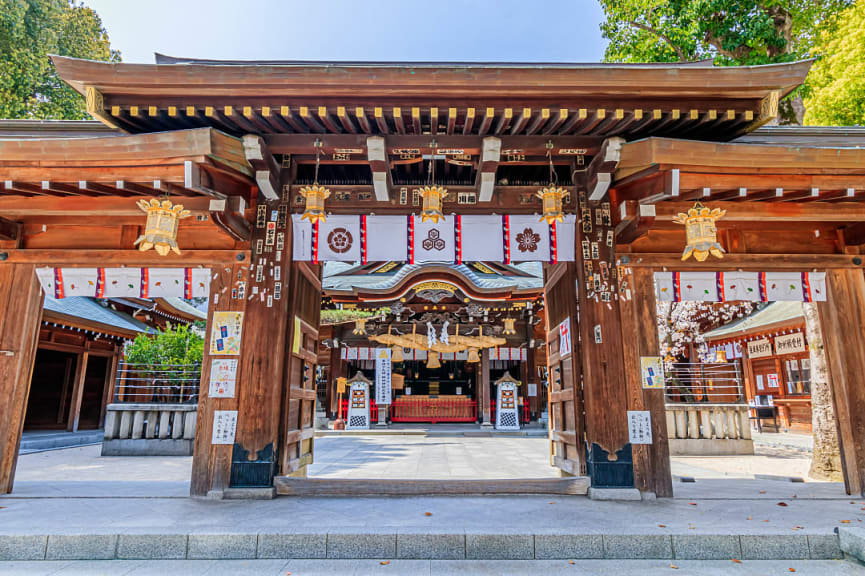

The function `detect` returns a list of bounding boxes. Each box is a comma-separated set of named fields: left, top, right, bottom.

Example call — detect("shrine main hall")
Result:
left=1, top=54, right=864, bottom=499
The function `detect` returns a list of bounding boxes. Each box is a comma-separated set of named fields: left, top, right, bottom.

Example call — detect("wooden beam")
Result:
left=543, top=108, right=569, bottom=135
left=242, top=135, right=280, bottom=200
left=277, top=106, right=308, bottom=133
left=317, top=106, right=342, bottom=133
left=209, top=196, right=251, bottom=241
left=374, top=107, right=389, bottom=134
left=367, top=136, right=390, bottom=201
left=478, top=107, right=495, bottom=136
left=510, top=108, right=532, bottom=135
left=476, top=137, right=501, bottom=202
left=299, top=106, right=326, bottom=133
left=392, top=107, right=405, bottom=135
left=446, top=107, right=457, bottom=135
left=411, top=107, right=421, bottom=135
left=623, top=253, right=864, bottom=270
left=67, top=351, right=89, bottom=432
left=615, top=202, right=655, bottom=244
left=524, top=108, right=549, bottom=135
left=493, top=108, right=513, bottom=135
left=650, top=201, right=865, bottom=223
left=462, top=108, right=475, bottom=135
left=0, top=216, right=21, bottom=242
left=355, top=107, right=372, bottom=134
left=0, top=249, right=250, bottom=266
left=336, top=106, right=358, bottom=133
left=0, top=195, right=212, bottom=219
left=587, top=137, right=624, bottom=201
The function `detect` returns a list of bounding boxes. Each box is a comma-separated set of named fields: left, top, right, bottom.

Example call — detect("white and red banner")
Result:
left=36, top=267, right=211, bottom=299
left=655, top=271, right=827, bottom=302
left=292, top=213, right=576, bottom=263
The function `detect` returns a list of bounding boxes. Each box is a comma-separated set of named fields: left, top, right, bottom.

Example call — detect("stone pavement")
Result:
left=0, top=559, right=862, bottom=575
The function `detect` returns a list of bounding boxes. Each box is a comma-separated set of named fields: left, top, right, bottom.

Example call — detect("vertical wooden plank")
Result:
left=99, top=347, right=120, bottom=429
left=67, top=352, right=89, bottom=432
left=57, top=356, right=74, bottom=424
left=817, top=268, right=865, bottom=496
left=620, top=268, right=673, bottom=497
left=0, top=264, right=44, bottom=494
left=190, top=264, right=244, bottom=497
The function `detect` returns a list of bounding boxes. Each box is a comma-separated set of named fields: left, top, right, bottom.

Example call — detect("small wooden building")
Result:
left=703, top=302, right=812, bottom=431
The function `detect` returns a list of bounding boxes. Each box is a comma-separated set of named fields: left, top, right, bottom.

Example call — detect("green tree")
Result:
left=124, top=324, right=204, bottom=367
left=803, top=0, right=865, bottom=126
left=0, top=0, right=119, bottom=119
left=599, top=0, right=852, bottom=122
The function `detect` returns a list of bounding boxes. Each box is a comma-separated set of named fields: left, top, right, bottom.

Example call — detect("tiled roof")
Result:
left=43, top=297, right=157, bottom=336
left=703, top=302, right=804, bottom=341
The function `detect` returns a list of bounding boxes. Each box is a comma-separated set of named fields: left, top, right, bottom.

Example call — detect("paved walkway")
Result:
left=0, top=559, right=861, bottom=575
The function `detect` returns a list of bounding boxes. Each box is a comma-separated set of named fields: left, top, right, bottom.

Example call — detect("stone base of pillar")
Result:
left=376, top=406, right=389, bottom=427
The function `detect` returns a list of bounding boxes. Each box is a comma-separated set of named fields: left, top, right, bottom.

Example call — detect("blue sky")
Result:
left=83, top=0, right=608, bottom=64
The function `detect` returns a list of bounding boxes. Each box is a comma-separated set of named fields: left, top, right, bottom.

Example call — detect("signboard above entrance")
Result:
left=655, top=271, right=826, bottom=303
left=747, top=339, right=773, bottom=359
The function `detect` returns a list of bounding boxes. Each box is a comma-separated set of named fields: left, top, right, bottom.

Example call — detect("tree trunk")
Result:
left=802, top=303, right=844, bottom=481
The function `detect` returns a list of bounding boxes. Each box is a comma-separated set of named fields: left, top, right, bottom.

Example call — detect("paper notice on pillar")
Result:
left=507, top=215, right=550, bottom=262
left=412, top=216, right=455, bottom=263
left=211, top=410, right=238, bottom=445
left=209, top=311, right=244, bottom=355
left=553, top=214, right=576, bottom=262
left=145, top=268, right=186, bottom=297
left=558, top=318, right=572, bottom=358
left=317, top=215, right=361, bottom=262
left=528, top=383, right=537, bottom=397
left=459, top=215, right=503, bottom=262
left=291, top=214, right=313, bottom=261
left=365, top=215, right=408, bottom=261
left=209, top=358, right=238, bottom=398
left=374, top=347, right=392, bottom=405
left=640, top=356, right=665, bottom=389
left=627, top=410, right=652, bottom=444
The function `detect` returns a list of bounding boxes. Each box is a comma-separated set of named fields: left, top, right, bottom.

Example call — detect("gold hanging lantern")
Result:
left=537, top=186, right=566, bottom=224
left=672, top=201, right=726, bottom=262
left=134, top=198, right=191, bottom=256
left=466, top=347, right=480, bottom=363
left=427, top=351, right=441, bottom=369
left=418, top=185, right=448, bottom=223
left=391, top=345, right=404, bottom=363
left=353, top=317, right=367, bottom=335
left=502, top=317, right=516, bottom=335
left=299, top=184, right=330, bottom=224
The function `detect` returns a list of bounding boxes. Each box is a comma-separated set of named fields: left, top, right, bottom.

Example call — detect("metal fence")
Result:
left=113, top=362, right=201, bottom=404
left=664, top=362, right=744, bottom=404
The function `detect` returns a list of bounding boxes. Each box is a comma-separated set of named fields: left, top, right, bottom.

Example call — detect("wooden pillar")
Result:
left=619, top=267, right=673, bottom=497
left=328, top=345, right=344, bottom=417
left=0, top=264, right=44, bottom=494
left=190, top=264, right=246, bottom=497
left=817, top=268, right=865, bottom=497
left=480, top=347, right=492, bottom=426
left=57, top=356, right=73, bottom=425
left=99, top=347, right=121, bottom=429
left=67, top=351, right=89, bottom=432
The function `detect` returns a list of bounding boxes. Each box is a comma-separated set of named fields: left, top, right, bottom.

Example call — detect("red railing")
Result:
left=490, top=401, right=531, bottom=424
left=338, top=398, right=378, bottom=420
left=391, top=399, right=478, bottom=423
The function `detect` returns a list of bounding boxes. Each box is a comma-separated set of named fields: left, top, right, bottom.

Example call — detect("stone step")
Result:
left=18, top=431, right=104, bottom=454
left=0, top=559, right=862, bottom=575
left=273, top=476, right=589, bottom=496
left=0, top=531, right=843, bottom=561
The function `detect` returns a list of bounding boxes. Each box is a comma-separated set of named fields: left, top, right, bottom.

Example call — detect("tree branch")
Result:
left=628, top=20, right=688, bottom=62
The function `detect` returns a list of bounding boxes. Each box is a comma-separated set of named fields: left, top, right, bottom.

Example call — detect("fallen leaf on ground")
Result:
left=670, top=564, right=679, bottom=570
left=777, top=502, right=788, bottom=507
left=841, top=520, right=852, bottom=524
left=731, top=559, right=742, bottom=564
left=549, top=501, right=556, bottom=505
left=688, top=502, right=697, bottom=506
left=380, top=560, right=390, bottom=565
left=424, top=512, right=432, bottom=516
left=789, top=568, right=796, bottom=573
left=568, top=560, right=575, bottom=565
left=759, top=490, right=767, bottom=494
left=746, top=517, right=752, bottom=520
left=658, top=524, right=667, bottom=528
left=763, top=519, right=770, bottom=522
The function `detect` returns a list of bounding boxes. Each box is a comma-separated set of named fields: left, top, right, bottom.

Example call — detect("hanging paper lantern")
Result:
left=502, top=317, right=516, bottom=335
left=715, top=349, right=727, bottom=362
left=536, top=186, right=566, bottom=224
left=418, top=185, right=448, bottom=223
left=672, top=201, right=726, bottom=262
left=134, top=198, right=191, bottom=256
left=353, top=318, right=367, bottom=335
left=427, top=351, right=441, bottom=369
left=467, top=347, right=480, bottom=363
left=391, top=345, right=404, bottom=363
left=299, top=183, right=331, bottom=224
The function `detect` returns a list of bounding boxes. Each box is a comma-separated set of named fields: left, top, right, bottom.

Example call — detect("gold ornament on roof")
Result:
left=672, top=202, right=726, bottom=262
left=418, top=185, right=448, bottom=223
left=502, top=317, right=516, bottom=335
left=134, top=198, right=191, bottom=256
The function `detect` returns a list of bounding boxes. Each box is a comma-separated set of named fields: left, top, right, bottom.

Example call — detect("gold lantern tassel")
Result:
left=467, top=347, right=480, bottom=363
left=427, top=351, right=441, bottom=369
left=392, top=345, right=404, bottom=363
left=353, top=317, right=367, bottom=335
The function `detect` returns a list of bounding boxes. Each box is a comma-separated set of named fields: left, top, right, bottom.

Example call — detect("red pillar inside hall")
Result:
left=191, top=197, right=319, bottom=497
left=0, top=264, right=44, bottom=494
